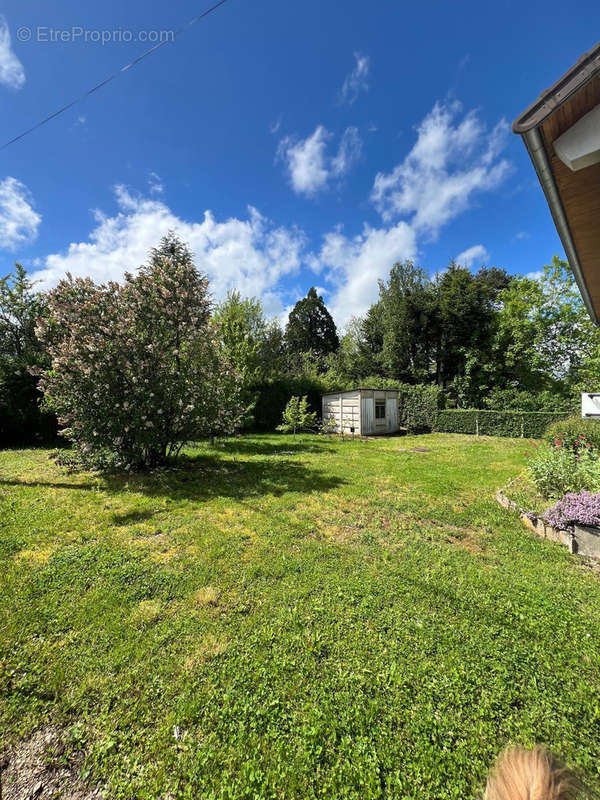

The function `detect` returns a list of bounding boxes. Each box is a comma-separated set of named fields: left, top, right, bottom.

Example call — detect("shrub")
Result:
left=435, top=410, right=568, bottom=438
left=276, top=396, right=317, bottom=435
left=528, top=446, right=581, bottom=497
left=544, top=415, right=600, bottom=453
left=37, top=234, right=245, bottom=470
left=0, top=264, right=58, bottom=446
left=250, top=377, right=325, bottom=431
left=544, top=491, right=600, bottom=532
left=528, top=446, right=600, bottom=497
left=397, top=384, right=443, bottom=433
left=435, top=409, right=479, bottom=435
left=483, top=388, right=575, bottom=413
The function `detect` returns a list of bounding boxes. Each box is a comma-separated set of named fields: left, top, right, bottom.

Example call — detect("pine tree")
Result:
left=285, top=287, right=339, bottom=361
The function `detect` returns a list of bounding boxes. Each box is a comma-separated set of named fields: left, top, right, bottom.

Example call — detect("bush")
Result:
left=483, top=388, right=575, bottom=413
left=250, top=377, right=326, bottom=432
left=544, top=415, right=600, bottom=453
left=435, top=409, right=479, bottom=435
left=398, top=384, right=443, bottom=433
left=544, top=491, right=600, bottom=531
left=528, top=445, right=600, bottom=497
left=529, top=446, right=581, bottom=497
left=435, top=409, right=568, bottom=438
left=37, top=234, right=245, bottom=470
left=0, top=368, right=58, bottom=446
left=276, top=396, right=317, bottom=435
left=0, top=264, right=58, bottom=446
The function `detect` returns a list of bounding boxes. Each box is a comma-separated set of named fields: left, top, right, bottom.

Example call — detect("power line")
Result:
left=0, top=0, right=230, bottom=152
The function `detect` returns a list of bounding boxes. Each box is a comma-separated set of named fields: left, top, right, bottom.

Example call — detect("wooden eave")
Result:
left=513, top=43, right=600, bottom=323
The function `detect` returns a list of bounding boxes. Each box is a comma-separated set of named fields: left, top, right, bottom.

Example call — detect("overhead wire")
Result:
left=0, top=0, right=230, bottom=151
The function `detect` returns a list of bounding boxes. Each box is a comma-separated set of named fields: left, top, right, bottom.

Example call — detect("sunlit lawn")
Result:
left=1, top=433, right=600, bottom=799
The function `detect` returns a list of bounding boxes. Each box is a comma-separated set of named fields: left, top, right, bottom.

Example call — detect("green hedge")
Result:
left=248, top=377, right=326, bottom=431
left=398, top=384, right=444, bottom=433
left=435, top=409, right=569, bottom=438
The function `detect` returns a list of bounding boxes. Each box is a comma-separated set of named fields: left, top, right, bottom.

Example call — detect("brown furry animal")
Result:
left=485, top=747, right=584, bottom=800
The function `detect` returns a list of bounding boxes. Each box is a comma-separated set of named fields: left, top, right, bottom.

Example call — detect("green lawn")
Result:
left=1, top=433, right=600, bottom=799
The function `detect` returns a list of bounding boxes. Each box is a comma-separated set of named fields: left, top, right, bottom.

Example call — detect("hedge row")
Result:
left=398, top=384, right=444, bottom=433
left=249, top=377, right=326, bottom=431
left=435, top=409, right=569, bottom=438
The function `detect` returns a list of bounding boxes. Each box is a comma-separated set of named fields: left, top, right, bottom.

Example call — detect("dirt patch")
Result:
left=429, top=523, right=486, bottom=554
left=183, top=635, right=229, bottom=671
left=445, top=530, right=485, bottom=554
left=0, top=726, right=101, bottom=800
left=316, top=523, right=363, bottom=544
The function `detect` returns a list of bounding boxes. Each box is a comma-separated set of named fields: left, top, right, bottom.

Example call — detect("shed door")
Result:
left=386, top=397, right=398, bottom=432
left=361, top=396, right=374, bottom=435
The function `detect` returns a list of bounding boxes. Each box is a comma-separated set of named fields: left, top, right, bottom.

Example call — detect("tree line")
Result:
left=216, top=254, right=599, bottom=416
left=1, top=232, right=597, bottom=464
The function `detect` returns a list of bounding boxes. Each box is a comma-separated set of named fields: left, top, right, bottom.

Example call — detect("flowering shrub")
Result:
left=544, top=491, right=600, bottom=532
left=37, top=233, right=245, bottom=470
left=544, top=416, right=600, bottom=454
left=528, top=445, right=600, bottom=497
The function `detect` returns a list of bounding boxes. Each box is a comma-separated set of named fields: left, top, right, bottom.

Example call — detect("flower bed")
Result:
left=496, top=478, right=577, bottom=554
left=496, top=478, right=600, bottom=561
left=498, top=477, right=600, bottom=560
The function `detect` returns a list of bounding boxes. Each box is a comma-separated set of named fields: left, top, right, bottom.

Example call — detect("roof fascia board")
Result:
left=522, top=127, right=598, bottom=323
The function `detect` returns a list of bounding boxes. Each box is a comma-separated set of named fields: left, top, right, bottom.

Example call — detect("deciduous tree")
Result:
left=37, top=233, right=244, bottom=469
left=276, top=395, right=317, bottom=436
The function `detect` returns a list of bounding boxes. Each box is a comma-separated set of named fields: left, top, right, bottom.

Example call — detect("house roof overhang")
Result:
left=513, top=42, right=600, bottom=324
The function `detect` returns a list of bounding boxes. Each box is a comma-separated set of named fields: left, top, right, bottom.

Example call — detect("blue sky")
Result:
left=0, top=0, right=597, bottom=325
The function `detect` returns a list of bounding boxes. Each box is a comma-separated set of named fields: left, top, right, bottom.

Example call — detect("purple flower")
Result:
left=544, top=491, right=600, bottom=532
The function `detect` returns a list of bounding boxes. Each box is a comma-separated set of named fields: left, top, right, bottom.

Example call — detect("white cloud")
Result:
left=338, top=52, right=370, bottom=105
left=278, top=125, right=362, bottom=196
left=0, top=17, right=25, bottom=90
left=278, top=126, right=331, bottom=196
left=331, top=127, right=362, bottom=177
left=525, top=270, right=543, bottom=281
left=31, top=186, right=305, bottom=316
left=148, top=171, right=164, bottom=195
left=314, top=221, right=417, bottom=324
left=29, top=96, right=513, bottom=329
left=371, top=100, right=510, bottom=234
left=455, top=244, right=489, bottom=268
left=0, top=177, right=41, bottom=250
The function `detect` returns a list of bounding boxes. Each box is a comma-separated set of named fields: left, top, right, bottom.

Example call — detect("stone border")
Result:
left=496, top=478, right=577, bottom=554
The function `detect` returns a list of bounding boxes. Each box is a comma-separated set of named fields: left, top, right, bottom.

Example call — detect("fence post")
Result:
left=475, top=413, right=479, bottom=436
left=520, top=417, right=524, bottom=438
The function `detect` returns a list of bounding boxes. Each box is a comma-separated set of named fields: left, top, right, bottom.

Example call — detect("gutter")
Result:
left=522, top=127, right=598, bottom=324
left=513, top=42, right=600, bottom=134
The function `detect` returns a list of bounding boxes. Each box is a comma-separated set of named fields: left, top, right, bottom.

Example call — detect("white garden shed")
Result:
left=322, top=389, right=400, bottom=436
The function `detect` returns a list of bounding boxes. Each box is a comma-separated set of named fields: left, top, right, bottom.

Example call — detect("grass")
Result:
left=503, top=471, right=553, bottom=517
left=1, top=432, right=600, bottom=799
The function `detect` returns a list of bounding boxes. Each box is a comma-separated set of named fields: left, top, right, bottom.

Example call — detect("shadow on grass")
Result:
left=111, top=509, right=157, bottom=525
left=216, top=436, right=338, bottom=457
left=0, top=453, right=346, bottom=502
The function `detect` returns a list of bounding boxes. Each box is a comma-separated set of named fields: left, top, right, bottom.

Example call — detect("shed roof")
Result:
left=322, top=387, right=399, bottom=396
left=513, top=43, right=600, bottom=324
